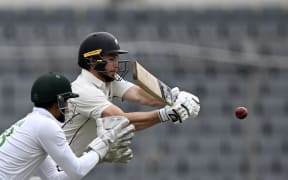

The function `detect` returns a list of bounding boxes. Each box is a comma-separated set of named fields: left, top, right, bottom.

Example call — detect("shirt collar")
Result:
left=32, top=107, right=63, bottom=126
left=80, top=69, right=106, bottom=88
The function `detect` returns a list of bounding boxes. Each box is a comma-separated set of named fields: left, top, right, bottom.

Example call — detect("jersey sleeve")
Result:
left=36, top=156, right=71, bottom=180
left=36, top=119, right=100, bottom=180
left=72, top=85, right=112, bottom=119
left=111, top=79, right=134, bottom=98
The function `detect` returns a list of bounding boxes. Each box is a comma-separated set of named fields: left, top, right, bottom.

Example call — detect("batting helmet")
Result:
left=78, top=32, right=128, bottom=70
left=31, top=72, right=79, bottom=104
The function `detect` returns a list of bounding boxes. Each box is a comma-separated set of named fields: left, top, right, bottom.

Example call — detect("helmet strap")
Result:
left=57, top=95, right=66, bottom=115
left=56, top=95, right=66, bottom=123
left=88, top=57, right=129, bottom=82
left=87, top=56, right=115, bottom=82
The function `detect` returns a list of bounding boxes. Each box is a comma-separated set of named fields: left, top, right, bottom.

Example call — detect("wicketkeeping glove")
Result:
left=158, top=91, right=200, bottom=124
left=99, top=116, right=135, bottom=163
left=101, top=116, right=135, bottom=149
left=88, top=116, right=130, bottom=160
left=102, top=125, right=134, bottom=163
left=103, top=146, right=133, bottom=163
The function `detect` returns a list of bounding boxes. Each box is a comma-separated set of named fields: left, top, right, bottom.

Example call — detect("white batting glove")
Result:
left=159, top=91, right=200, bottom=124
left=171, top=87, right=180, bottom=102
left=177, top=91, right=200, bottom=119
left=88, top=116, right=130, bottom=160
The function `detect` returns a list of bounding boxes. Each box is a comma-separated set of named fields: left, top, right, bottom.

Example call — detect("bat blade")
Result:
left=132, top=61, right=173, bottom=105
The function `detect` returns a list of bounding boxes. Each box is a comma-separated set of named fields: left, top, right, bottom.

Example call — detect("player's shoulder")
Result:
left=32, top=114, right=59, bottom=128
left=23, top=113, right=61, bottom=138
left=72, top=75, right=99, bottom=90
left=111, top=78, right=134, bottom=91
left=37, top=118, right=63, bottom=137
left=72, top=78, right=106, bottom=100
left=73, top=84, right=103, bottom=101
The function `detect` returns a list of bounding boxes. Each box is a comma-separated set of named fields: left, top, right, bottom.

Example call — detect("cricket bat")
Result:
left=132, top=61, right=173, bottom=105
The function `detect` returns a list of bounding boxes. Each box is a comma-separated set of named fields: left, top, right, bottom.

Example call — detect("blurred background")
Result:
left=0, top=0, right=288, bottom=180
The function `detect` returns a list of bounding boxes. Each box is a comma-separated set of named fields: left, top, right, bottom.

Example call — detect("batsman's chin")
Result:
left=109, top=71, right=117, bottom=77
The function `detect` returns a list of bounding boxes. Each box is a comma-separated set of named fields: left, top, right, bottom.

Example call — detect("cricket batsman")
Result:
left=63, top=32, right=200, bottom=163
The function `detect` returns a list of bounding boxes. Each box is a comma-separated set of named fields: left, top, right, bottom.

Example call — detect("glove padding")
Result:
left=171, top=87, right=180, bottom=102
left=88, top=116, right=130, bottom=160
left=159, top=91, right=200, bottom=124
left=177, top=91, right=200, bottom=119
left=100, top=116, right=135, bottom=163
left=103, top=146, right=133, bottom=163
left=101, top=116, right=135, bottom=148
left=103, top=127, right=134, bottom=163
left=88, top=137, right=109, bottom=160
left=97, top=116, right=131, bottom=144
left=111, top=128, right=134, bottom=148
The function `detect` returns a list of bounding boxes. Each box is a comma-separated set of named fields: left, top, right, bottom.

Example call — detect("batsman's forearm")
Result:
left=122, top=111, right=161, bottom=131
left=123, top=85, right=166, bottom=107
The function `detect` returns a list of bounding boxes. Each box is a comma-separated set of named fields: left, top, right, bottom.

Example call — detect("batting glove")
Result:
left=171, top=87, right=180, bottom=102
left=177, top=91, right=200, bottom=119
left=158, top=91, right=200, bottom=124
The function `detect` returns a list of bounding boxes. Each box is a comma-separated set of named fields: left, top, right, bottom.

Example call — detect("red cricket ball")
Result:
left=235, top=106, right=248, bottom=119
